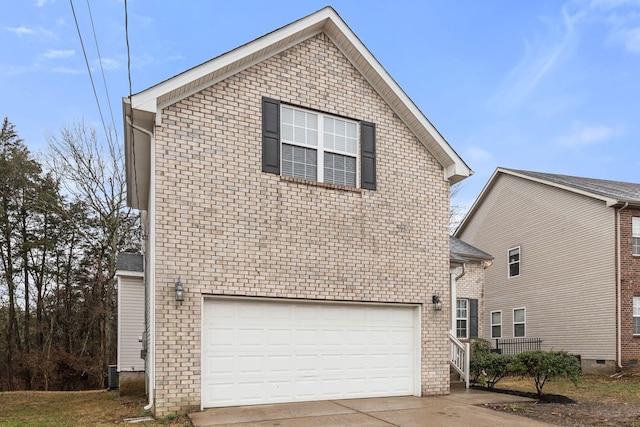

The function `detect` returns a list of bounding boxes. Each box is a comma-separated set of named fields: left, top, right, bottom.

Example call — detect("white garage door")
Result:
left=202, top=298, right=420, bottom=408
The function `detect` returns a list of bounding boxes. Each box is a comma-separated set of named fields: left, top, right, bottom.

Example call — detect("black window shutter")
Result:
left=360, top=121, right=376, bottom=190
left=262, top=97, right=280, bottom=174
left=470, top=299, right=479, bottom=338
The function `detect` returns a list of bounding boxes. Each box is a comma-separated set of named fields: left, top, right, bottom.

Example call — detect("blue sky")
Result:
left=2, top=0, right=640, bottom=216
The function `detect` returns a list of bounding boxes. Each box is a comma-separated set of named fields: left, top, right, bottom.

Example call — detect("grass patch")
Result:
left=497, top=374, right=640, bottom=405
left=0, top=390, right=192, bottom=426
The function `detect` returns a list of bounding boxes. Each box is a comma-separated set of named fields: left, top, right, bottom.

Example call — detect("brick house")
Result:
left=123, top=7, right=471, bottom=415
left=455, top=167, right=640, bottom=373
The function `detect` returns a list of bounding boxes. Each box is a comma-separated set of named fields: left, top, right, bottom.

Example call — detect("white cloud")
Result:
left=51, top=66, right=84, bottom=75
left=489, top=7, right=579, bottom=110
left=40, top=49, right=75, bottom=60
left=555, top=123, right=616, bottom=147
left=97, top=58, right=120, bottom=70
left=5, top=26, right=34, bottom=36
left=36, top=0, right=54, bottom=7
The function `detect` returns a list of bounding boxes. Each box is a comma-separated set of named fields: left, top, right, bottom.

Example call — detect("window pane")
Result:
left=509, top=248, right=520, bottom=261
left=457, top=320, right=467, bottom=339
left=509, top=263, right=520, bottom=277
left=324, top=117, right=357, bottom=155
left=282, top=107, right=294, bottom=124
left=634, top=297, right=640, bottom=316
left=282, top=107, right=317, bottom=147
left=634, top=237, right=640, bottom=256
left=635, top=318, right=640, bottom=335
left=514, top=309, right=525, bottom=323
left=492, top=325, right=501, bottom=338
left=514, top=324, right=525, bottom=337
left=324, top=152, right=356, bottom=187
left=282, top=144, right=317, bottom=181
left=633, top=218, right=640, bottom=236
left=491, top=312, right=501, bottom=324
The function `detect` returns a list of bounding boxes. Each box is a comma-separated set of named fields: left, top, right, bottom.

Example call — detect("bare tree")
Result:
left=450, top=182, right=466, bottom=234
left=46, top=120, right=139, bottom=387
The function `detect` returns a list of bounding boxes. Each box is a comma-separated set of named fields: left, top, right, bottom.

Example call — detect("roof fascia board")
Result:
left=130, top=12, right=332, bottom=114
left=455, top=167, right=621, bottom=236
left=321, top=17, right=471, bottom=181
left=503, top=169, right=619, bottom=206
left=129, top=6, right=471, bottom=182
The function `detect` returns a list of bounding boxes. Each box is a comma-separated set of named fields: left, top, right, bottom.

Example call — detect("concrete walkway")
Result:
left=189, top=389, right=554, bottom=426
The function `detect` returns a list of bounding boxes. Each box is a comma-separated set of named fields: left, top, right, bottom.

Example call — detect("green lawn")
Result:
left=0, top=390, right=191, bottom=426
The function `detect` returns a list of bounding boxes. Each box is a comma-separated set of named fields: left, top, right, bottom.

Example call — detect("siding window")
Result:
left=633, top=218, right=640, bottom=256
left=513, top=308, right=526, bottom=337
left=508, top=247, right=520, bottom=278
left=456, top=299, right=468, bottom=339
left=262, top=98, right=376, bottom=189
left=282, top=105, right=358, bottom=187
left=491, top=311, right=502, bottom=338
left=634, top=297, right=640, bottom=335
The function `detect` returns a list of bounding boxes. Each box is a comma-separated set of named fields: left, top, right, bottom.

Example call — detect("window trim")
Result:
left=280, top=103, right=359, bottom=187
left=513, top=307, right=526, bottom=338
left=508, top=246, right=521, bottom=278
left=456, top=298, right=469, bottom=339
left=634, top=297, right=640, bottom=336
left=633, top=218, right=640, bottom=256
left=491, top=310, right=502, bottom=339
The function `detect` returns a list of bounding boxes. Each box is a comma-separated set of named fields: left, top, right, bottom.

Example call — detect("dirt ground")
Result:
left=483, top=375, right=640, bottom=427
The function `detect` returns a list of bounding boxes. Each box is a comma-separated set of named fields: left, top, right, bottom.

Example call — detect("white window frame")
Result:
left=513, top=307, right=526, bottom=338
left=456, top=299, right=468, bottom=339
left=633, top=218, right=640, bottom=256
left=280, top=104, right=359, bottom=187
left=491, top=310, right=502, bottom=339
left=634, top=297, right=640, bottom=336
left=508, top=246, right=521, bottom=278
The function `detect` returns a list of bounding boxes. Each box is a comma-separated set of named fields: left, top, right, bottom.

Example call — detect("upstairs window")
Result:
left=513, top=308, right=526, bottom=337
left=633, top=218, right=640, bottom=255
left=508, top=247, right=520, bottom=278
left=262, top=97, right=376, bottom=190
left=281, top=106, right=358, bottom=187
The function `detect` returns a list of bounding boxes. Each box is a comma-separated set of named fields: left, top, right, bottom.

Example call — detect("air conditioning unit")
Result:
left=108, top=365, right=119, bottom=389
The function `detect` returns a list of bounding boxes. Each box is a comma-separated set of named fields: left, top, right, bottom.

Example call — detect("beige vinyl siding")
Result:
left=117, top=275, right=145, bottom=372
left=459, top=173, right=616, bottom=360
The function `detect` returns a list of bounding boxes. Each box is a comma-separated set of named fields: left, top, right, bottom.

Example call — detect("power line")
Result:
left=85, top=0, right=119, bottom=144
left=69, top=0, right=112, bottom=146
left=124, top=0, right=141, bottom=212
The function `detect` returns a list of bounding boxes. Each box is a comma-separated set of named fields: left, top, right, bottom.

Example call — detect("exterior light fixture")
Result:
left=175, top=278, right=185, bottom=302
left=432, top=295, right=442, bottom=311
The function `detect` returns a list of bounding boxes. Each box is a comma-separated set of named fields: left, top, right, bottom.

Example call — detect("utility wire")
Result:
left=69, top=0, right=112, bottom=146
left=124, top=0, right=141, bottom=212
left=86, top=0, right=119, bottom=144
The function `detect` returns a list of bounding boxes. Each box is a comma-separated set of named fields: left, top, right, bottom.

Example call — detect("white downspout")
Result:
left=617, top=202, right=629, bottom=369
left=127, top=116, right=156, bottom=411
left=450, top=269, right=457, bottom=336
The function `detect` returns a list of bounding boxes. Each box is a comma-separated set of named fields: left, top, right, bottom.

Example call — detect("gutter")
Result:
left=126, top=116, right=156, bottom=411
left=617, top=202, right=629, bottom=369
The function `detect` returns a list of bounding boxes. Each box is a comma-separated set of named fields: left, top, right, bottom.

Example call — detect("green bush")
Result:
left=511, top=350, right=582, bottom=398
left=469, top=339, right=515, bottom=388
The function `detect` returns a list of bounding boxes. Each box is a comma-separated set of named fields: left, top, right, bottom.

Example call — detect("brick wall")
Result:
left=454, top=262, right=486, bottom=340
left=151, top=33, right=451, bottom=415
left=619, top=208, right=640, bottom=369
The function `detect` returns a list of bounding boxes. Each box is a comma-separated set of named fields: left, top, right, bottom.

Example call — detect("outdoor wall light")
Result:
left=432, top=295, right=442, bottom=311
left=175, top=278, right=185, bottom=302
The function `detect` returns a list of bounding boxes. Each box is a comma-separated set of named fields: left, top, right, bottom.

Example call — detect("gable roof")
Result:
left=456, top=167, right=640, bottom=235
left=450, top=236, right=493, bottom=264
left=123, top=7, right=471, bottom=209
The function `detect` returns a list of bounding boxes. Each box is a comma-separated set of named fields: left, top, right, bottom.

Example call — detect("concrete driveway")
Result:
left=189, top=389, right=555, bottom=426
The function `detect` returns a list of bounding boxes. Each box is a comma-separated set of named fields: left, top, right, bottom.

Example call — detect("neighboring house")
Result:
left=450, top=236, right=493, bottom=343
left=115, top=253, right=145, bottom=388
left=455, top=167, right=640, bottom=373
left=122, top=7, right=471, bottom=416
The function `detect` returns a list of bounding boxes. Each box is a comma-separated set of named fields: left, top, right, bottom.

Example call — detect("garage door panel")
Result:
left=202, top=299, right=419, bottom=408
